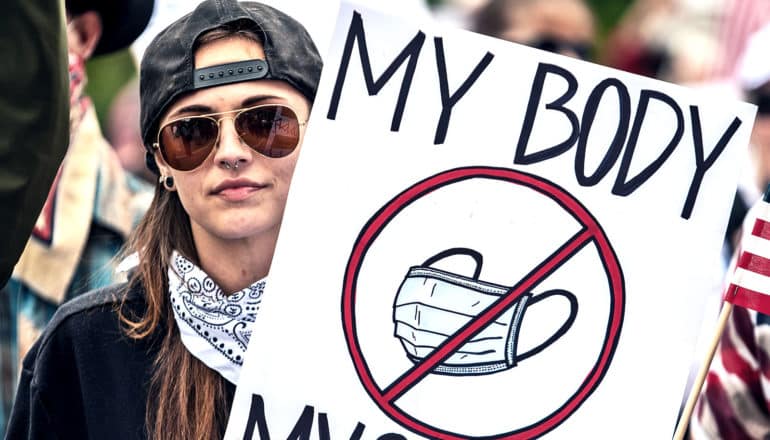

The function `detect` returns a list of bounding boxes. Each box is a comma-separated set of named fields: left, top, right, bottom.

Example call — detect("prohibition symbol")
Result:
left=342, top=167, right=625, bottom=439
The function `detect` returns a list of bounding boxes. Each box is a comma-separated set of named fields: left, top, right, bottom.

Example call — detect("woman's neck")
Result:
left=189, top=225, right=278, bottom=294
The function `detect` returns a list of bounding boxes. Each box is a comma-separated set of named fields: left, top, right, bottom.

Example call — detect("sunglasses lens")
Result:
left=236, top=105, right=300, bottom=158
left=159, top=118, right=219, bottom=171
left=529, top=37, right=592, bottom=60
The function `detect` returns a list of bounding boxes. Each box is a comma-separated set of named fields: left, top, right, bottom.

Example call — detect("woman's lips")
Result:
left=211, top=178, right=266, bottom=202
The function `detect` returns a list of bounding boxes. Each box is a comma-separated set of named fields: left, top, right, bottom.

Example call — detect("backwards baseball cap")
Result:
left=66, top=0, right=155, bottom=56
left=139, top=0, right=323, bottom=174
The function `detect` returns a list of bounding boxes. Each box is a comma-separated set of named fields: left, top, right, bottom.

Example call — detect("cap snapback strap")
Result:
left=193, top=59, right=269, bottom=89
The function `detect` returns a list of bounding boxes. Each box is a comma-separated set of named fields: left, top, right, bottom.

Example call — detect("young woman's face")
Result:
left=155, top=36, right=311, bottom=244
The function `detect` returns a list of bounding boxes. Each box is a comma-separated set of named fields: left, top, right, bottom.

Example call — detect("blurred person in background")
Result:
left=0, top=0, right=69, bottom=432
left=602, top=0, right=673, bottom=78
left=602, top=0, right=726, bottom=85
left=0, top=3, right=69, bottom=289
left=472, top=0, right=596, bottom=60
left=603, top=0, right=770, bottom=85
left=107, top=79, right=156, bottom=183
left=0, top=0, right=154, bottom=435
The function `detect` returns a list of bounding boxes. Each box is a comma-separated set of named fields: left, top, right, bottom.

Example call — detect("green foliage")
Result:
left=84, top=49, right=137, bottom=132
left=584, top=0, right=633, bottom=41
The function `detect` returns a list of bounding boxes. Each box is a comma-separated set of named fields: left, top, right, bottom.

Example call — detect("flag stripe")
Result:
left=732, top=306, right=758, bottom=354
left=732, top=267, right=770, bottom=293
left=725, top=196, right=770, bottom=315
left=725, top=284, right=770, bottom=314
left=756, top=202, right=770, bottom=223
left=710, top=0, right=770, bottom=79
left=752, top=218, right=770, bottom=241
left=704, top=371, right=753, bottom=439
left=740, top=232, right=770, bottom=261
left=737, top=251, right=770, bottom=278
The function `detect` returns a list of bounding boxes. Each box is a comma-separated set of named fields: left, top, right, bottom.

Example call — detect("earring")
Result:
left=160, top=175, right=175, bottom=191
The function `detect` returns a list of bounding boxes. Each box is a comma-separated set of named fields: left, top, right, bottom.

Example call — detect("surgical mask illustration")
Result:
left=393, top=248, right=578, bottom=376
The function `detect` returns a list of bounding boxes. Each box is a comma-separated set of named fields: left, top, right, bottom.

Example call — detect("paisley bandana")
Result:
left=68, top=51, right=88, bottom=143
left=168, top=251, right=265, bottom=384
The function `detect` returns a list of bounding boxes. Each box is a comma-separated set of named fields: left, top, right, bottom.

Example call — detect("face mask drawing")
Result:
left=393, top=248, right=578, bottom=376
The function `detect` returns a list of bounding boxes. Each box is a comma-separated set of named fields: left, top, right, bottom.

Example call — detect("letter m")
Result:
left=326, top=10, right=426, bottom=131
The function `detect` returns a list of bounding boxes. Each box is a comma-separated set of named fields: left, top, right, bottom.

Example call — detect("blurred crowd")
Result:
left=3, top=0, right=770, bottom=437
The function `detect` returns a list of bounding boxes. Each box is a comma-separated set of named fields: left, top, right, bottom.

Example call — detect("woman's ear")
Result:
left=67, top=11, right=102, bottom=60
left=154, top=152, right=178, bottom=191
left=154, top=151, right=173, bottom=178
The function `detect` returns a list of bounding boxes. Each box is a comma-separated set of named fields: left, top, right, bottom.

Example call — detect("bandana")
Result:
left=168, top=251, right=264, bottom=384
left=68, top=51, right=88, bottom=143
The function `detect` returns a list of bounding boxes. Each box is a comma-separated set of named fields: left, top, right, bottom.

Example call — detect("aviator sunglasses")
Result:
left=153, top=104, right=306, bottom=171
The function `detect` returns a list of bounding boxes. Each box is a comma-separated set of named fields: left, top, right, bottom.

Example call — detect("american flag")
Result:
left=724, top=189, right=770, bottom=313
left=711, top=0, right=770, bottom=80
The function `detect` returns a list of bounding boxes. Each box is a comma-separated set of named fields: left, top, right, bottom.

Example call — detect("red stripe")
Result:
left=725, top=0, right=749, bottom=76
left=725, top=285, right=770, bottom=315
left=726, top=0, right=747, bottom=75
left=733, top=306, right=758, bottom=355
left=704, top=372, right=753, bottom=438
left=720, top=310, right=765, bottom=409
left=757, top=340, right=770, bottom=385
left=721, top=345, right=764, bottom=407
left=712, top=0, right=770, bottom=78
left=713, top=0, right=733, bottom=76
left=753, top=218, right=770, bottom=241
left=737, top=251, right=770, bottom=278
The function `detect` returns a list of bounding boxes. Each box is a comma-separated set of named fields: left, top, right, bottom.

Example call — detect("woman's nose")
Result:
left=212, top=117, right=252, bottom=169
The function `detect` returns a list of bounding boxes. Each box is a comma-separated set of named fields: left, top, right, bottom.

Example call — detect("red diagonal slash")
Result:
left=343, top=167, right=624, bottom=439
left=382, top=227, right=594, bottom=402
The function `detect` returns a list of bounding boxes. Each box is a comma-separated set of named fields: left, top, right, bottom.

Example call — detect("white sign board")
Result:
left=226, top=4, right=756, bottom=439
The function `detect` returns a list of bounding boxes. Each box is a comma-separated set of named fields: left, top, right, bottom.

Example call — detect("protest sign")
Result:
left=225, top=3, right=756, bottom=438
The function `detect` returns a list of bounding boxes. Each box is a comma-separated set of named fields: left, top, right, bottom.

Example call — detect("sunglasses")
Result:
left=527, top=36, right=592, bottom=61
left=153, top=104, right=307, bottom=171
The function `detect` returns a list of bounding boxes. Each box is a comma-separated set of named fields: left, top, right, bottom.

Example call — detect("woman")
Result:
left=5, top=1, right=322, bottom=439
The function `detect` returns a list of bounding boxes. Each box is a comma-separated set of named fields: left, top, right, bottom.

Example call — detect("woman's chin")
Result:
left=211, top=221, right=279, bottom=242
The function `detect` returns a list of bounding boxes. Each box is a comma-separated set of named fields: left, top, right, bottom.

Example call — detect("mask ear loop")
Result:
left=513, top=289, right=579, bottom=364
left=422, top=247, right=483, bottom=279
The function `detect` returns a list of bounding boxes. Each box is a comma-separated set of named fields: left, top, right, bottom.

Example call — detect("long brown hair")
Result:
left=118, top=22, right=265, bottom=440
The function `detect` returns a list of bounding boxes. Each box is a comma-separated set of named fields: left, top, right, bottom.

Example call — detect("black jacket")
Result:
left=5, top=282, right=234, bottom=439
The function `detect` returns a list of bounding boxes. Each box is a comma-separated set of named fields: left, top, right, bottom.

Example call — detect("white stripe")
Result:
left=753, top=200, right=770, bottom=223
left=741, top=230, right=770, bottom=258
left=733, top=267, right=770, bottom=294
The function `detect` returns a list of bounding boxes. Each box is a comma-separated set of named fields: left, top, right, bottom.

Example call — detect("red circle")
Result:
left=342, top=166, right=624, bottom=439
